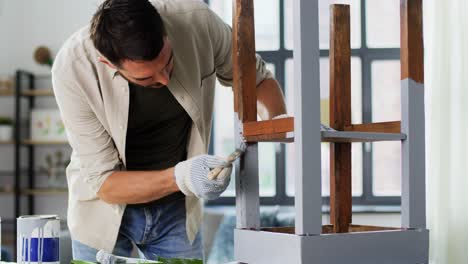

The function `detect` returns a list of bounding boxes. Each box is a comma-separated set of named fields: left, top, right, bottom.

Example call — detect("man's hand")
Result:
left=174, top=155, right=232, bottom=200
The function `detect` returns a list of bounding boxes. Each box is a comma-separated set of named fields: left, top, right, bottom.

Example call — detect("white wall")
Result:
left=0, top=0, right=102, bottom=223
left=0, top=0, right=101, bottom=74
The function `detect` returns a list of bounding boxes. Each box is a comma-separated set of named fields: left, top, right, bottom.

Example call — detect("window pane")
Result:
left=372, top=141, right=401, bottom=196
left=317, top=57, right=363, bottom=124
left=286, top=143, right=330, bottom=196
left=370, top=60, right=401, bottom=196
left=285, top=58, right=362, bottom=124
left=284, top=0, right=361, bottom=50
left=366, top=0, right=400, bottom=48
left=284, top=59, right=362, bottom=196
left=213, top=64, right=276, bottom=197
left=371, top=60, right=400, bottom=122
left=286, top=143, right=363, bottom=196
left=213, top=80, right=235, bottom=197
left=210, top=0, right=279, bottom=51
left=258, top=143, right=277, bottom=196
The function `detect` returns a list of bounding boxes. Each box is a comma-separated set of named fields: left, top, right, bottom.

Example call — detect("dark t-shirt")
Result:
left=125, top=83, right=192, bottom=171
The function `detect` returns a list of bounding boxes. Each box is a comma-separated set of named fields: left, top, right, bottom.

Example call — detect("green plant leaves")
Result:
left=156, top=257, right=203, bottom=264
left=71, top=261, right=98, bottom=264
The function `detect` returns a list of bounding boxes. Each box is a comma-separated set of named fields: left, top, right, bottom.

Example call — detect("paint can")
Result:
left=17, top=215, right=60, bottom=264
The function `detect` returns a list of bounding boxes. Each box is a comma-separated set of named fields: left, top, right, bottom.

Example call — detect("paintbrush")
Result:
left=208, top=141, right=246, bottom=180
left=96, top=249, right=159, bottom=263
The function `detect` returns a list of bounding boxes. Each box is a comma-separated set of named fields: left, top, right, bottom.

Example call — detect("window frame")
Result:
left=205, top=0, right=401, bottom=207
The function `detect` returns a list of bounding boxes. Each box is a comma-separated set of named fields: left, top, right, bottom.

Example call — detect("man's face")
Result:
left=101, top=37, right=174, bottom=88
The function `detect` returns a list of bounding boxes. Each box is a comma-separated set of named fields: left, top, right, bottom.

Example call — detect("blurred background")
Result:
left=0, top=0, right=466, bottom=263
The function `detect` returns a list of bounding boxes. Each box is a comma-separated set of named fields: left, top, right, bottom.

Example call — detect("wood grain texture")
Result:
left=245, top=132, right=294, bottom=143
left=400, top=0, right=424, bottom=83
left=330, top=143, right=352, bottom=233
left=232, top=0, right=257, bottom=122
left=344, top=121, right=401, bottom=133
left=243, top=117, right=294, bottom=136
left=329, top=4, right=352, bottom=233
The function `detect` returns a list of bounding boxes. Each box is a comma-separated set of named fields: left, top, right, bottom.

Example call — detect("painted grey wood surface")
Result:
left=235, top=228, right=429, bottom=264
left=234, top=118, right=260, bottom=229
left=251, top=131, right=406, bottom=143
left=292, top=0, right=322, bottom=236
left=401, top=79, right=426, bottom=229
left=235, top=229, right=302, bottom=264
left=321, top=130, right=406, bottom=142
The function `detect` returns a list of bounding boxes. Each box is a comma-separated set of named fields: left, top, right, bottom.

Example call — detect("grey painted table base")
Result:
left=234, top=228, right=428, bottom=264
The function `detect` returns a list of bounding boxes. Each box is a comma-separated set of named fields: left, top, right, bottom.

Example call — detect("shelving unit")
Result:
left=22, top=140, right=68, bottom=146
left=0, top=86, right=15, bottom=263
left=12, top=70, right=69, bottom=222
left=0, top=188, right=15, bottom=195
left=21, top=188, right=68, bottom=196
left=0, top=71, right=71, bottom=256
left=0, top=89, right=14, bottom=96
left=21, top=89, right=54, bottom=97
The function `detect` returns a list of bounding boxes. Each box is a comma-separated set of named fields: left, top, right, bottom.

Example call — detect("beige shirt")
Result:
left=52, top=0, right=273, bottom=252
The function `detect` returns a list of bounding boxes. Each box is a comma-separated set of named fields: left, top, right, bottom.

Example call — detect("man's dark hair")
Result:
left=90, top=0, right=166, bottom=67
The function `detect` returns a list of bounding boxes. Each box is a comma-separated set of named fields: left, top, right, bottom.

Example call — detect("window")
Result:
left=212, top=65, right=277, bottom=197
left=208, top=0, right=280, bottom=51
left=284, top=58, right=363, bottom=197
left=207, top=0, right=401, bottom=206
left=365, top=0, right=400, bottom=48
left=371, top=60, right=401, bottom=197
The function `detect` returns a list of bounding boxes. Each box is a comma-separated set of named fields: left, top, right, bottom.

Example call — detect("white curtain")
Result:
left=425, top=0, right=468, bottom=263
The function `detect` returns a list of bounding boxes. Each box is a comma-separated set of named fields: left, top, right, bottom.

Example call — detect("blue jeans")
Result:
left=72, top=194, right=203, bottom=261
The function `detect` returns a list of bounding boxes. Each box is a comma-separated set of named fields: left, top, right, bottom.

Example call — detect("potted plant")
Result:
left=0, top=116, right=13, bottom=141
left=39, top=150, right=70, bottom=188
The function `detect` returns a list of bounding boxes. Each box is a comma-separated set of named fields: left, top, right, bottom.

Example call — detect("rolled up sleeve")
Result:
left=52, top=74, right=121, bottom=197
left=208, top=8, right=274, bottom=87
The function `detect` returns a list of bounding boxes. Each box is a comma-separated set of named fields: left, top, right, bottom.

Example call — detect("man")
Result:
left=52, top=0, right=287, bottom=261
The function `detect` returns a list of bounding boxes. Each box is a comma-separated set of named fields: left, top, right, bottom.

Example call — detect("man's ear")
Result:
left=98, top=56, right=117, bottom=69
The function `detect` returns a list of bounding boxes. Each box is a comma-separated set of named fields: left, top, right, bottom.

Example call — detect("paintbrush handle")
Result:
left=226, top=150, right=242, bottom=162
left=208, top=150, right=243, bottom=180
left=208, top=167, right=223, bottom=180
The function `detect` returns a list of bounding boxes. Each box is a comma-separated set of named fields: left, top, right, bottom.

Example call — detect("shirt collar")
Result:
left=111, top=70, right=120, bottom=79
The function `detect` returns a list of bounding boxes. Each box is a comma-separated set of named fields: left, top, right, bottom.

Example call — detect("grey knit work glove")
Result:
left=174, top=154, right=232, bottom=200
